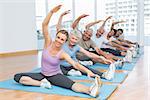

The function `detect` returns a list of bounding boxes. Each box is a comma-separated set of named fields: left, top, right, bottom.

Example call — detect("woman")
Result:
left=56, top=11, right=116, bottom=80
left=14, top=5, right=101, bottom=97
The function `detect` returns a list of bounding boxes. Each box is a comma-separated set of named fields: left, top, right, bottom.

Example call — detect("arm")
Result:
left=113, top=39, right=133, bottom=47
left=42, top=5, right=62, bottom=48
left=56, top=10, right=70, bottom=32
left=85, top=20, right=103, bottom=29
left=94, top=47, right=108, bottom=57
left=111, top=20, right=126, bottom=30
left=71, top=14, right=89, bottom=29
left=61, top=52, right=96, bottom=77
left=80, top=47, right=111, bottom=64
left=120, top=39, right=136, bottom=44
left=101, top=16, right=112, bottom=28
left=110, top=41, right=128, bottom=51
left=80, top=46, right=104, bottom=60
left=112, top=39, right=122, bottom=44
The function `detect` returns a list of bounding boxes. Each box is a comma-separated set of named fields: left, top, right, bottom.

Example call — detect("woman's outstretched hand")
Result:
left=51, top=5, right=62, bottom=13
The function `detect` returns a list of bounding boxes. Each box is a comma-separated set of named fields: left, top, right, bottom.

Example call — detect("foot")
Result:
left=130, top=47, right=137, bottom=58
left=123, top=50, right=132, bottom=63
left=132, top=50, right=137, bottom=58
left=102, top=63, right=116, bottom=80
left=135, top=43, right=140, bottom=54
left=79, top=60, right=93, bottom=66
left=67, top=69, right=82, bottom=76
left=40, top=78, right=52, bottom=89
left=89, top=76, right=101, bottom=97
left=114, top=60, right=124, bottom=69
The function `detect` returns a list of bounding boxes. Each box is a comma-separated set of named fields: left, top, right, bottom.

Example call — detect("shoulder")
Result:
left=44, top=43, right=52, bottom=49
left=62, top=43, right=68, bottom=48
left=76, top=45, right=81, bottom=51
left=90, top=39, right=96, bottom=45
left=78, top=38, right=82, bottom=43
left=60, top=51, right=69, bottom=60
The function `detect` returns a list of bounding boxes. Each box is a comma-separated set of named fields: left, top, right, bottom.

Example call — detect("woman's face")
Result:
left=69, top=35, right=79, bottom=46
left=108, top=30, right=115, bottom=37
left=55, top=32, right=67, bottom=48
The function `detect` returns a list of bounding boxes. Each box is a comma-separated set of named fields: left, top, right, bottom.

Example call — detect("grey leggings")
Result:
left=14, top=72, right=75, bottom=89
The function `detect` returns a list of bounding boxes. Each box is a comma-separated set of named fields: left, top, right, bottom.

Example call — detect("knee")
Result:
left=14, top=73, right=30, bottom=83
left=14, top=73, right=22, bottom=83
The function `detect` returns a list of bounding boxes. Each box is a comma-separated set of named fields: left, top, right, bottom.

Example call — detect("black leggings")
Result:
left=101, top=48, right=122, bottom=56
left=60, top=65, right=103, bottom=78
left=14, top=72, right=75, bottom=89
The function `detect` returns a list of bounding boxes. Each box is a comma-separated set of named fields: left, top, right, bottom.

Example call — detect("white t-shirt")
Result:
left=95, top=35, right=115, bottom=49
left=117, top=34, right=125, bottom=40
left=95, top=35, right=119, bottom=50
left=109, top=36, right=116, bottom=42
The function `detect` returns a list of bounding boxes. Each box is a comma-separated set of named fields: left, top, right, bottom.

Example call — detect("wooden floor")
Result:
left=0, top=46, right=149, bottom=100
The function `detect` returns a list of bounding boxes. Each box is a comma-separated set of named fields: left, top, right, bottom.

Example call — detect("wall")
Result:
left=0, top=0, right=37, bottom=53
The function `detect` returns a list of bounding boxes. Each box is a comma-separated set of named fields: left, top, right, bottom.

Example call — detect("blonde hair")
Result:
left=70, top=29, right=82, bottom=39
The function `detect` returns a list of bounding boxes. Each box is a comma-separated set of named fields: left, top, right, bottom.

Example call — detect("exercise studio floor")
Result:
left=0, top=46, right=149, bottom=100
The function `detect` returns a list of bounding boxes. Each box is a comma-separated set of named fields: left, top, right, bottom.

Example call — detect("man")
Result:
left=71, top=15, right=120, bottom=63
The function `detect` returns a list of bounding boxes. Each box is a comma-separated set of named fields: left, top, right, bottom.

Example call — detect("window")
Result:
left=144, top=0, right=150, bottom=36
left=131, top=19, right=135, bottom=22
left=35, top=0, right=46, bottom=31
left=35, top=0, right=46, bottom=40
left=131, top=28, right=134, bottom=31
left=126, top=24, right=129, bottom=27
left=47, top=0, right=73, bottom=27
left=74, top=0, right=95, bottom=31
left=131, top=24, right=134, bottom=27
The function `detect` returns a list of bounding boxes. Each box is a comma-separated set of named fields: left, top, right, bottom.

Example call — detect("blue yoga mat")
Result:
left=68, top=72, right=128, bottom=83
left=0, top=79, right=117, bottom=100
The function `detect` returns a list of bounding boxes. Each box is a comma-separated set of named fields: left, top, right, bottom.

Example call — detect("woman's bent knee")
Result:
left=14, top=73, right=22, bottom=83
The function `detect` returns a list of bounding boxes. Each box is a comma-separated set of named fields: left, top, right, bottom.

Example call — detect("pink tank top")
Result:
left=41, top=44, right=63, bottom=76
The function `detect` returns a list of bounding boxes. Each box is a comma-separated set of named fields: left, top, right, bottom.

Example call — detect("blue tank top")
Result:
left=60, top=42, right=80, bottom=67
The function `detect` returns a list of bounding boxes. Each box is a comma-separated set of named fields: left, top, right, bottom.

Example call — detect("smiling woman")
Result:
left=13, top=5, right=101, bottom=98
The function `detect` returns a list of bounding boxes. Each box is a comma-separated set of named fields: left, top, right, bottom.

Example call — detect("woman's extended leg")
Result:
left=14, top=73, right=44, bottom=86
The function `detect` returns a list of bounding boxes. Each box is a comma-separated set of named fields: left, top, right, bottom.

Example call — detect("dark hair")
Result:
left=111, top=29, right=117, bottom=36
left=56, top=30, right=69, bottom=41
left=117, top=29, right=123, bottom=33
left=112, top=29, right=117, bottom=33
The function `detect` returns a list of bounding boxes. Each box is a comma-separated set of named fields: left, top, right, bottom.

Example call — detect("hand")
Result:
left=120, top=20, right=126, bottom=23
left=61, top=10, right=70, bottom=16
left=51, top=5, right=62, bottom=13
left=87, top=71, right=97, bottom=78
left=79, top=14, right=89, bottom=19
left=112, top=20, right=126, bottom=25
left=105, top=54, right=113, bottom=59
left=106, top=16, right=112, bottom=20
left=97, top=20, right=103, bottom=23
